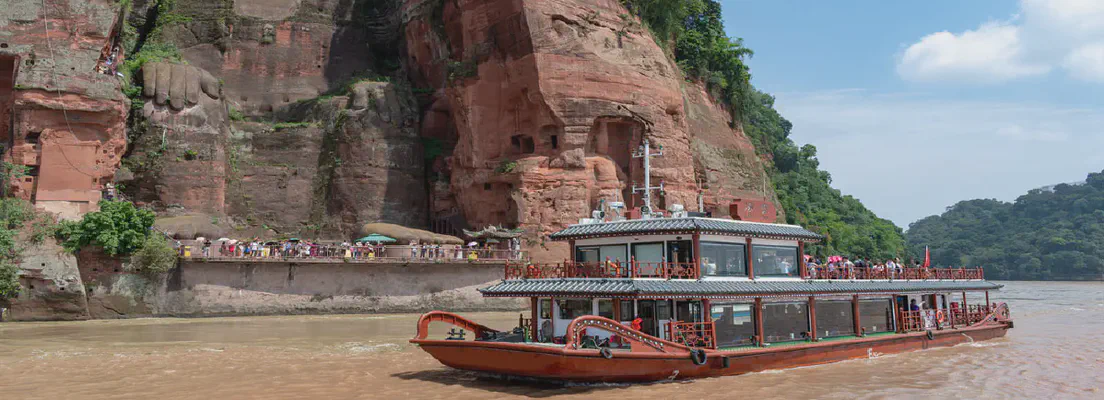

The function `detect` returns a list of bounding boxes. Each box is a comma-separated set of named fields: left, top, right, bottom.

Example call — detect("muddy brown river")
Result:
left=1, top=281, right=1101, bottom=399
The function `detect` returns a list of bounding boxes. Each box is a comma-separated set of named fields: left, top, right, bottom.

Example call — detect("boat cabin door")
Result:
left=638, top=300, right=657, bottom=336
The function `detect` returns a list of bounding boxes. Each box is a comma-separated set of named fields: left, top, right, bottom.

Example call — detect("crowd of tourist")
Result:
left=805, top=256, right=976, bottom=279
left=183, top=238, right=524, bottom=261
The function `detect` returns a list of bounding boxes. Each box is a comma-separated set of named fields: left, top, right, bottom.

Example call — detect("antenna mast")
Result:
left=632, top=139, right=664, bottom=218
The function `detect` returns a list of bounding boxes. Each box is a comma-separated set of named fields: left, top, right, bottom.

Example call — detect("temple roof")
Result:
left=480, top=278, right=1002, bottom=297
left=548, top=217, right=823, bottom=242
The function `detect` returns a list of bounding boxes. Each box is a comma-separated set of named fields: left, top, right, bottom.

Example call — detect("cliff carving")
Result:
left=403, top=0, right=777, bottom=260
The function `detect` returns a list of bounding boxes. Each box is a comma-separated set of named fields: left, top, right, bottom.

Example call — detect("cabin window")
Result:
left=631, top=242, right=664, bottom=262
left=752, top=245, right=799, bottom=277
left=700, top=242, right=746, bottom=277
left=575, top=245, right=627, bottom=264
left=814, top=300, right=855, bottom=338
left=655, top=300, right=672, bottom=321
left=598, top=299, right=614, bottom=319
left=711, top=302, right=756, bottom=348
left=619, top=300, right=635, bottom=321
left=675, top=300, right=703, bottom=323
left=859, top=299, right=893, bottom=333
left=762, top=301, right=810, bottom=343
left=666, top=240, right=694, bottom=264
left=558, top=299, right=593, bottom=319
left=539, top=299, right=552, bottom=319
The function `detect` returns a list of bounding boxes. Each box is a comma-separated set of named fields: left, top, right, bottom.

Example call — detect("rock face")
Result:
left=0, top=0, right=129, bottom=220
left=402, top=0, right=777, bottom=260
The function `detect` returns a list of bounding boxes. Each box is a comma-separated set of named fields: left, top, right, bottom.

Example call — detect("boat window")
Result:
left=675, top=300, right=703, bottom=323
left=576, top=245, right=627, bottom=263
left=666, top=241, right=693, bottom=264
left=631, top=242, right=664, bottom=263
left=619, top=300, right=635, bottom=321
left=558, top=299, right=593, bottom=319
left=859, top=299, right=893, bottom=334
left=700, top=242, right=746, bottom=277
left=598, top=299, right=614, bottom=319
left=539, top=299, right=552, bottom=319
left=814, top=300, right=855, bottom=338
left=762, top=301, right=810, bottom=343
left=711, top=302, right=755, bottom=348
left=752, top=245, right=799, bottom=277
left=656, top=300, right=672, bottom=321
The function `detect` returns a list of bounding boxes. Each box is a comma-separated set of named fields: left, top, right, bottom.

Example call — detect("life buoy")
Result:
left=936, top=310, right=945, bottom=323
left=690, top=349, right=708, bottom=366
left=600, top=347, right=614, bottom=359
left=925, top=330, right=935, bottom=340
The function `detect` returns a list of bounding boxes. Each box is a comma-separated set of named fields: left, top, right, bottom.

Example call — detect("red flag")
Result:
left=922, top=246, right=931, bottom=268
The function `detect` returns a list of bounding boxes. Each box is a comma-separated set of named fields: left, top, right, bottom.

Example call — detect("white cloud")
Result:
left=897, top=22, right=1049, bottom=82
left=898, top=0, right=1104, bottom=83
left=1064, top=43, right=1104, bottom=81
left=773, top=90, right=1104, bottom=227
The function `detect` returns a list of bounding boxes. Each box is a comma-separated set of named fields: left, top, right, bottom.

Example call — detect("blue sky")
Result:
left=720, top=0, right=1104, bottom=228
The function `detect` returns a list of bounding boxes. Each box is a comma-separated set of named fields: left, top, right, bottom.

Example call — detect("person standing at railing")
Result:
left=202, top=239, right=211, bottom=258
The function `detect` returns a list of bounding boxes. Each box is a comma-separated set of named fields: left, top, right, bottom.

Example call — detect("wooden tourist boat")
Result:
left=410, top=142, right=1013, bottom=382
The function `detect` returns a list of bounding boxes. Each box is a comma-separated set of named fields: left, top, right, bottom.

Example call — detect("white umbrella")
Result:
left=216, top=237, right=230, bottom=242
left=195, top=236, right=206, bottom=242
left=467, top=242, right=477, bottom=247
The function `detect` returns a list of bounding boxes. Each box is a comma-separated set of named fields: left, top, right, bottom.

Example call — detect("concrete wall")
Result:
left=71, top=258, right=523, bottom=319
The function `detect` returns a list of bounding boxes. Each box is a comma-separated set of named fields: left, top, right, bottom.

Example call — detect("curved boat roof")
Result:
left=548, top=217, right=823, bottom=242
left=481, top=278, right=1001, bottom=298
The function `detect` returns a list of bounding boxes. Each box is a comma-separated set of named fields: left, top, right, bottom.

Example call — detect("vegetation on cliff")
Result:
left=907, top=171, right=1104, bottom=280
left=57, top=201, right=156, bottom=256
left=623, top=0, right=754, bottom=120
left=744, top=92, right=906, bottom=260
left=624, top=0, right=906, bottom=260
left=0, top=198, right=58, bottom=299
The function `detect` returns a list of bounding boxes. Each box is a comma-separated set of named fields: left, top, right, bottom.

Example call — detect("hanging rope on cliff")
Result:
left=38, top=0, right=101, bottom=179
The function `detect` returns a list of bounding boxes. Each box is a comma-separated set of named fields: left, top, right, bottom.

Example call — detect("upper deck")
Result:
left=512, top=216, right=984, bottom=282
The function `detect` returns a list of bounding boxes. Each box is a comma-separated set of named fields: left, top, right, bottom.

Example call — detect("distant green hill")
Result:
left=906, top=170, right=1104, bottom=281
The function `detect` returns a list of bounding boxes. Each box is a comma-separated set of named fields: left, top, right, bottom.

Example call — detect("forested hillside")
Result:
left=907, top=170, right=1104, bottom=280
left=625, top=0, right=907, bottom=260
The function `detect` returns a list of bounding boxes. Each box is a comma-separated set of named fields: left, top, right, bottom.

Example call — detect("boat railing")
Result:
left=503, top=259, right=699, bottom=280
left=806, top=266, right=984, bottom=280
left=666, top=321, right=717, bottom=349
left=898, top=303, right=1004, bottom=333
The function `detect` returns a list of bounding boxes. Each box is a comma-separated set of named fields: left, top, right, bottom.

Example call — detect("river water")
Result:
left=1, top=281, right=1101, bottom=399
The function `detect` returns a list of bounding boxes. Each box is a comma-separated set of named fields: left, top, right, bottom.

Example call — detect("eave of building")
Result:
left=480, top=278, right=1003, bottom=298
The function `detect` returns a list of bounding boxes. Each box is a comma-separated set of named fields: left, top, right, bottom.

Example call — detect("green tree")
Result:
left=130, top=234, right=178, bottom=275
left=58, top=201, right=157, bottom=256
left=907, top=170, right=1104, bottom=280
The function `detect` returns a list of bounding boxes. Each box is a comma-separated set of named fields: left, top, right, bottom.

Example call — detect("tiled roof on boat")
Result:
left=548, top=217, right=823, bottom=241
left=480, top=279, right=1003, bottom=297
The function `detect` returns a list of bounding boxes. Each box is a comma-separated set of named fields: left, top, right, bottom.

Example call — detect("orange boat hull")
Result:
left=412, top=324, right=1010, bottom=382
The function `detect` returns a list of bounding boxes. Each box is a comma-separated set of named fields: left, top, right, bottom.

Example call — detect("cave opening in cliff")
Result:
left=510, top=134, right=535, bottom=154
left=589, top=118, right=643, bottom=206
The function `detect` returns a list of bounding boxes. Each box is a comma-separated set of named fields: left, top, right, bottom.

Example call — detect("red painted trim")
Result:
left=852, top=294, right=862, bottom=337
left=808, top=296, right=818, bottom=341
left=798, top=241, right=807, bottom=278
left=692, top=233, right=702, bottom=278
left=754, top=297, right=764, bottom=346
left=746, top=237, right=755, bottom=279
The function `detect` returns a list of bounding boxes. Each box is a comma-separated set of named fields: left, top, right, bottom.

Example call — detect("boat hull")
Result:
left=412, top=324, right=1010, bottom=382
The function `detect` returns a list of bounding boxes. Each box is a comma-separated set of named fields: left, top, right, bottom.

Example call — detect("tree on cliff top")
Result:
left=57, top=200, right=157, bottom=256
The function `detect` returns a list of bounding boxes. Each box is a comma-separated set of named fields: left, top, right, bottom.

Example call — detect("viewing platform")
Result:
left=177, top=243, right=526, bottom=264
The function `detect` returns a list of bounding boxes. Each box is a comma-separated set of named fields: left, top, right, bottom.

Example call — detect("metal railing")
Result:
left=806, top=266, right=984, bottom=280
left=667, top=321, right=717, bottom=349
left=182, top=243, right=527, bottom=263
left=898, top=304, right=997, bottom=333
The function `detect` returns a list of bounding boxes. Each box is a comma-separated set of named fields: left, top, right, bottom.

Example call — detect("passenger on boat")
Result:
left=910, top=299, right=920, bottom=311
left=631, top=315, right=643, bottom=331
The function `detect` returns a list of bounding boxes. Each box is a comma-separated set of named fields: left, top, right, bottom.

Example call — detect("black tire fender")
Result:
left=599, top=347, right=614, bottom=359
left=926, top=330, right=935, bottom=340
left=690, top=349, right=708, bottom=366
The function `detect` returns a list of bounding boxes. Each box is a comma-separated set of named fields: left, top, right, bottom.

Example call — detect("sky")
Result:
left=720, top=0, right=1104, bottom=229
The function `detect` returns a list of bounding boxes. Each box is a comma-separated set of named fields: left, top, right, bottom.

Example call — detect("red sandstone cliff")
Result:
left=403, top=0, right=778, bottom=260
left=3, top=0, right=777, bottom=256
